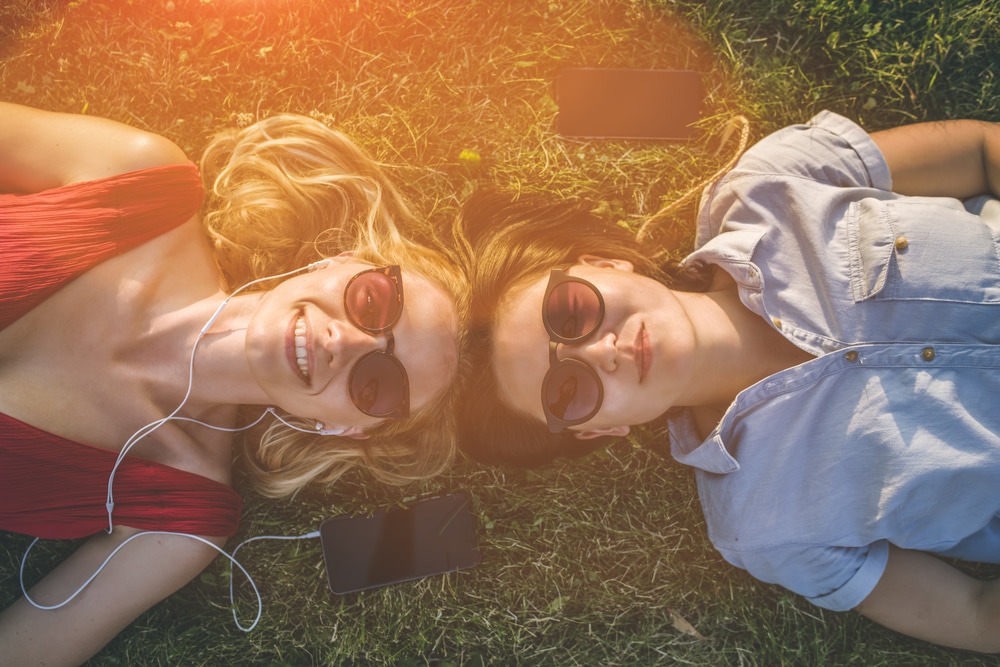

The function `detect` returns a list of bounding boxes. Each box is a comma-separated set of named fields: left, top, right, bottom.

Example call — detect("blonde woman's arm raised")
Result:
left=0, top=102, right=188, bottom=193
left=0, top=528, right=223, bottom=667
left=855, top=545, right=1000, bottom=653
left=870, top=118, right=1000, bottom=199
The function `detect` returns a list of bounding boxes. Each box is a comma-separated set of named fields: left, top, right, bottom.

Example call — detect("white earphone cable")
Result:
left=19, top=529, right=321, bottom=632
left=21, top=259, right=335, bottom=631
left=105, top=259, right=332, bottom=532
left=225, top=530, right=321, bottom=631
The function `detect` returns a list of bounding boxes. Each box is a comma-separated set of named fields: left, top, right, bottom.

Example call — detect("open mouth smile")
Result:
left=291, top=313, right=311, bottom=383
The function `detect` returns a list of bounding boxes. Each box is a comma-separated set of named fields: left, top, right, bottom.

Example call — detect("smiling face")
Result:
left=492, top=256, right=698, bottom=438
left=245, top=258, right=459, bottom=435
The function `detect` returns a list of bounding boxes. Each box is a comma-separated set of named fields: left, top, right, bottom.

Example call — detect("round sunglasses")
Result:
left=540, top=268, right=605, bottom=433
left=343, top=265, right=410, bottom=419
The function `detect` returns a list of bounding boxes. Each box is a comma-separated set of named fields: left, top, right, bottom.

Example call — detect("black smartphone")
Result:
left=556, top=68, right=703, bottom=140
left=319, top=492, right=480, bottom=594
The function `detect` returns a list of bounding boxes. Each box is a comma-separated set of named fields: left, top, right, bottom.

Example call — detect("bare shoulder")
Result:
left=64, top=118, right=190, bottom=184
left=101, top=129, right=189, bottom=174
left=0, top=102, right=190, bottom=193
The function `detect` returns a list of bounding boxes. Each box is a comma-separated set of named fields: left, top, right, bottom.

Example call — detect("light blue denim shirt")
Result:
left=669, top=110, right=1000, bottom=612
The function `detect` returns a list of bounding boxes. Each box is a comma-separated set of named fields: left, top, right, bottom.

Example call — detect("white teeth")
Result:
left=294, top=316, right=309, bottom=380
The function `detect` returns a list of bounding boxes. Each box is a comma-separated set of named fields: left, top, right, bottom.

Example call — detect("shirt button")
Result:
left=894, top=236, right=909, bottom=251
left=771, top=317, right=782, bottom=329
left=844, top=350, right=859, bottom=362
left=921, top=347, right=935, bottom=361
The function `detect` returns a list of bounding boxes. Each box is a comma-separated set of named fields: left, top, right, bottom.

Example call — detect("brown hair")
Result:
left=450, top=189, right=710, bottom=468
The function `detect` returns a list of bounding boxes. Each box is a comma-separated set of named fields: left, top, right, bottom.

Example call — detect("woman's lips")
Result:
left=635, top=323, right=651, bottom=383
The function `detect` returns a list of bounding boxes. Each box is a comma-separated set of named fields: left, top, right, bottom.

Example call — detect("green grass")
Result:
left=2, top=0, right=1000, bottom=664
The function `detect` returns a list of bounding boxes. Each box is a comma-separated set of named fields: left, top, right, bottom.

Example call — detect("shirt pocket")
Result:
left=846, top=197, right=1000, bottom=303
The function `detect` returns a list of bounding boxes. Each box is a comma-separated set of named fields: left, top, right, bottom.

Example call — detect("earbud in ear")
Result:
left=308, top=259, right=333, bottom=271
left=265, top=408, right=349, bottom=436
left=315, top=421, right=347, bottom=436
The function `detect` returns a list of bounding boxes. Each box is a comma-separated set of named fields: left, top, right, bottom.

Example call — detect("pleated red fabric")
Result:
left=0, top=163, right=204, bottom=331
left=0, top=413, right=242, bottom=539
left=0, top=164, right=243, bottom=538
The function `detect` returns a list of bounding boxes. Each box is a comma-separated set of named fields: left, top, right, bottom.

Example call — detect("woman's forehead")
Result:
left=492, top=274, right=549, bottom=419
left=393, top=270, right=459, bottom=409
left=496, top=268, right=551, bottom=318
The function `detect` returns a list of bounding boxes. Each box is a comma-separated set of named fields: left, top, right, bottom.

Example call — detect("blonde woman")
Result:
left=0, top=102, right=465, bottom=665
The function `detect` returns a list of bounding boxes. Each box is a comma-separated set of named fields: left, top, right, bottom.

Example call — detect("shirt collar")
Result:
left=684, top=229, right=765, bottom=290
left=667, top=408, right=740, bottom=474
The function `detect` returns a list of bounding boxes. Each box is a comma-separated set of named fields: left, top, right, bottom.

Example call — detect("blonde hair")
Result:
left=199, top=114, right=468, bottom=497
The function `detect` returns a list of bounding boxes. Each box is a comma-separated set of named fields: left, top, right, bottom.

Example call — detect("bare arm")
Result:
left=0, top=102, right=189, bottom=194
left=0, top=527, right=224, bottom=666
left=855, top=544, right=1000, bottom=653
left=870, top=119, right=1000, bottom=199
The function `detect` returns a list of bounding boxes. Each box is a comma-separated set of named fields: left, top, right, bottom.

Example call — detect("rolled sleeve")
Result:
left=695, top=111, right=892, bottom=249
left=722, top=540, right=890, bottom=612
left=806, top=540, right=890, bottom=611
left=807, top=110, right=892, bottom=192
left=731, top=110, right=892, bottom=191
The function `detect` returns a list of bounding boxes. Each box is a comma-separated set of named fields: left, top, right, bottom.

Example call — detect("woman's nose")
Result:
left=560, top=331, right=617, bottom=372
left=322, top=318, right=384, bottom=366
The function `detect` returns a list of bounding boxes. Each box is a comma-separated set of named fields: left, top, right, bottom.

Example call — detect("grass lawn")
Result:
left=3, top=0, right=1000, bottom=664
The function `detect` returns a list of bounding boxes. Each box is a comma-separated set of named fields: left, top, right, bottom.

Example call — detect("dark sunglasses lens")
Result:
left=544, top=363, right=601, bottom=424
left=345, top=271, right=400, bottom=331
left=545, top=280, right=602, bottom=340
left=350, top=353, right=406, bottom=416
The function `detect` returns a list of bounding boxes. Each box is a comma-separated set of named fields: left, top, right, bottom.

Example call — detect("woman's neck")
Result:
left=131, top=290, right=271, bottom=411
left=676, top=273, right=813, bottom=411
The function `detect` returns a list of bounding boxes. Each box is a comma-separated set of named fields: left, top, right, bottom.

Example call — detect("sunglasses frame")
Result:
left=540, top=268, right=606, bottom=433
left=344, top=265, right=410, bottom=419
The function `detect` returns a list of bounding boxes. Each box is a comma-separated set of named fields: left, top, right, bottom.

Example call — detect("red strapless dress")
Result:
left=0, top=164, right=242, bottom=539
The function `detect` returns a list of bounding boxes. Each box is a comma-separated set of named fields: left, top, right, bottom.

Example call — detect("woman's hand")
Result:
left=0, top=527, right=224, bottom=666
left=855, top=544, right=1000, bottom=653
left=871, top=118, right=1000, bottom=200
left=0, top=102, right=189, bottom=194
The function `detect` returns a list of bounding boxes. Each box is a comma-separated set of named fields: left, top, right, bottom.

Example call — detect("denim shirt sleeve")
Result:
left=721, top=540, right=890, bottom=611
left=693, top=110, right=892, bottom=248
left=740, top=110, right=892, bottom=190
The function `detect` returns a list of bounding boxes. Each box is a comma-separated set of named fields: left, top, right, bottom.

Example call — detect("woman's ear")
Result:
left=341, top=426, right=370, bottom=440
left=335, top=250, right=358, bottom=259
left=576, top=254, right=634, bottom=272
left=572, top=425, right=630, bottom=440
